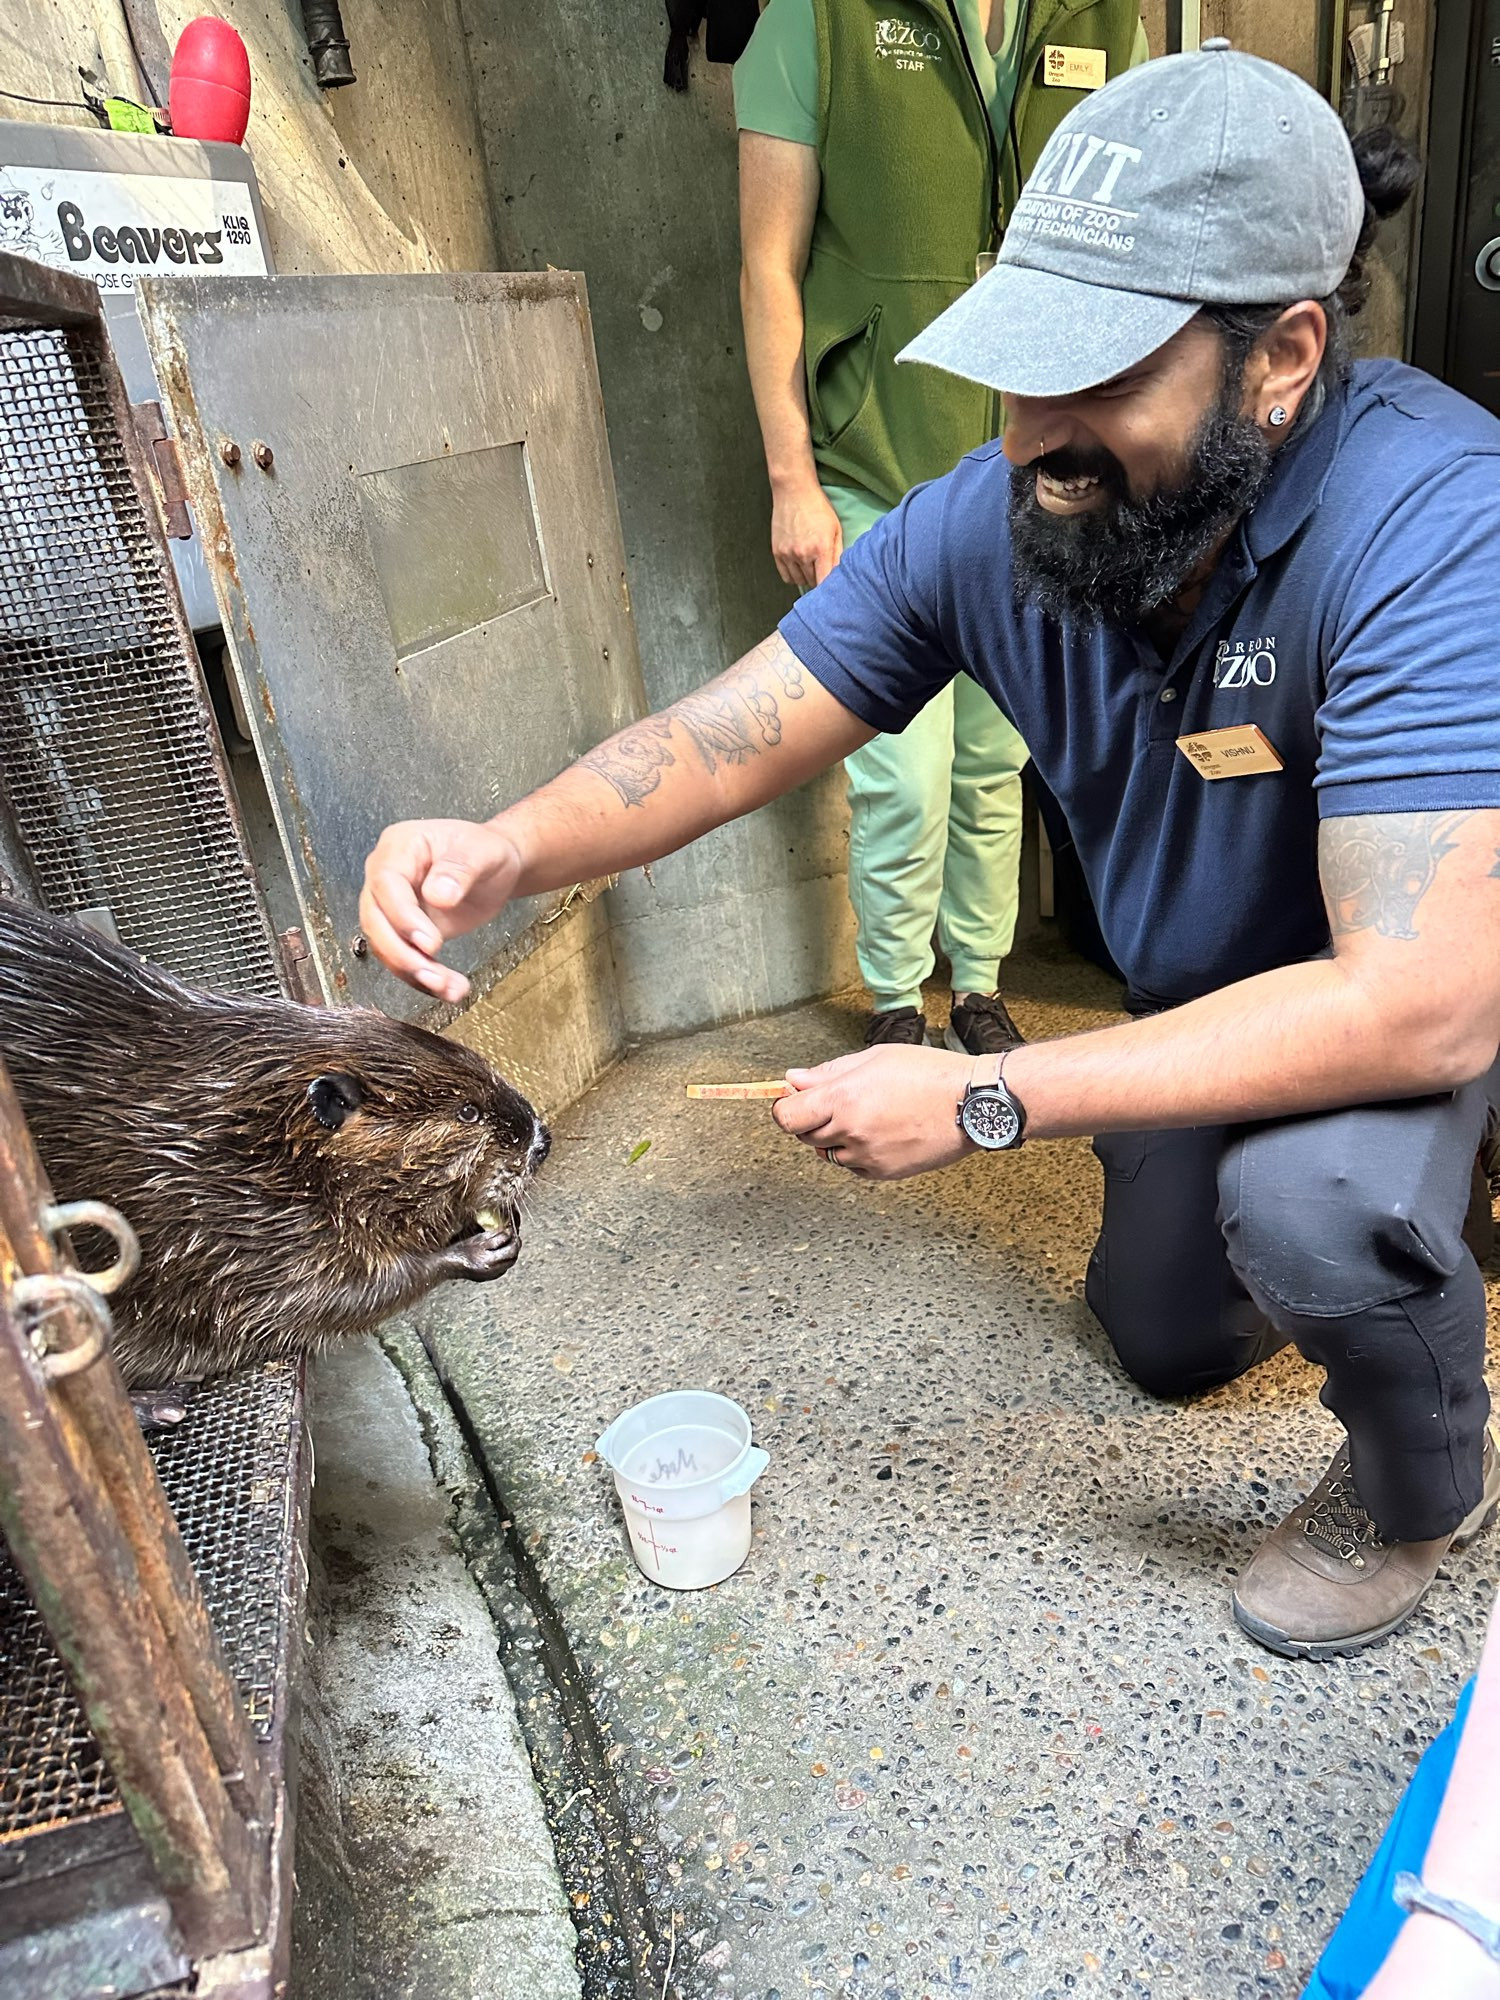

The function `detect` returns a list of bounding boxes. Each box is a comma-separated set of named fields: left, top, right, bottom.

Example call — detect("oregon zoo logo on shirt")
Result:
left=1214, top=635, right=1278, bottom=690
left=874, top=17, right=943, bottom=69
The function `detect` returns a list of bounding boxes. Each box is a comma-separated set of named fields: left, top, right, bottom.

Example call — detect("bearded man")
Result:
left=362, top=46, right=1500, bottom=1662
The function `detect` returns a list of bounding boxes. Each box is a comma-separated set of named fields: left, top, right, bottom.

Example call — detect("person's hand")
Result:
left=770, top=479, right=843, bottom=592
left=772, top=1046, right=976, bottom=1180
left=359, top=817, right=524, bottom=1004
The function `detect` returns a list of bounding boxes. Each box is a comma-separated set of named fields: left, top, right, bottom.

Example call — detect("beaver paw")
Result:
left=434, top=1216, right=522, bottom=1282
left=131, top=1385, right=193, bottom=1431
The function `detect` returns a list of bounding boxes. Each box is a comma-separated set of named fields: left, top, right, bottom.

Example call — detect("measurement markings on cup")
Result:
left=630, top=1502, right=678, bottom=1575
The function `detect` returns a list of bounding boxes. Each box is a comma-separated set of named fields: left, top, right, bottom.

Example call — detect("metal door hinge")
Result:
left=130, top=400, right=193, bottom=539
left=277, top=927, right=324, bottom=1007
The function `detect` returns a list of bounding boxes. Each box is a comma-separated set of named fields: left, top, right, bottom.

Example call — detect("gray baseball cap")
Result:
left=898, top=42, right=1365, bottom=399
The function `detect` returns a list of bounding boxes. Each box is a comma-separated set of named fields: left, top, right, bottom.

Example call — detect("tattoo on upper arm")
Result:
left=1320, top=812, right=1471, bottom=940
left=580, top=637, right=807, bottom=808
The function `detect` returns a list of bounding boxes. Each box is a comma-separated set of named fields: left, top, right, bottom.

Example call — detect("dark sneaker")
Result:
left=943, top=991, right=1026, bottom=1058
left=863, top=1006, right=929, bottom=1048
left=1232, top=1434, right=1500, bottom=1660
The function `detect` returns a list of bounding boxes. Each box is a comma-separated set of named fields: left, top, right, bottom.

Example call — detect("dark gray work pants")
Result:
left=1086, top=1056, right=1500, bottom=1542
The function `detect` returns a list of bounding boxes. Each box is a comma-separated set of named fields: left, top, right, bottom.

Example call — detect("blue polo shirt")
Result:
left=782, top=360, right=1500, bottom=1008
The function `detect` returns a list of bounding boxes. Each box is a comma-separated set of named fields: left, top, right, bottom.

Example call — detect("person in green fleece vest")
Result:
left=735, top=0, right=1146, bottom=1054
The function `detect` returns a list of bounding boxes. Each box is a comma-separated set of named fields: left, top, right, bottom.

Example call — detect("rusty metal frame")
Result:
left=0, top=1055, right=265, bottom=1954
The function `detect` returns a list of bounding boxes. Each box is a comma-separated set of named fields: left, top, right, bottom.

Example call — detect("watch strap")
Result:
left=1393, top=1871, right=1500, bottom=1964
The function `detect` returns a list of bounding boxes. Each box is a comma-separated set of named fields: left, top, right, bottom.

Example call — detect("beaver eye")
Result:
left=458, top=1102, right=481, bottom=1124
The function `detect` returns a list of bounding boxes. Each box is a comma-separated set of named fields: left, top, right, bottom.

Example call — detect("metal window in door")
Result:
left=136, top=270, right=648, bottom=1018
left=1412, top=0, right=1500, bottom=417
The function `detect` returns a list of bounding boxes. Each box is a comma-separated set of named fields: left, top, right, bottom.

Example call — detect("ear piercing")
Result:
left=1268, top=405, right=1289, bottom=428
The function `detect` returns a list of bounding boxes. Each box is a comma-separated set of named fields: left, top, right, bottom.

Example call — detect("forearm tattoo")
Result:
left=1320, top=811, right=1471, bottom=940
left=581, top=637, right=806, bottom=807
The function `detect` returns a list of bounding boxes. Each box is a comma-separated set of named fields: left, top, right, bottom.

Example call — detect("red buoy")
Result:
left=169, top=18, right=252, bottom=145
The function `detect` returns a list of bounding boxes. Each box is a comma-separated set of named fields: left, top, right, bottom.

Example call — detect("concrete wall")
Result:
left=462, top=0, right=860, bottom=1041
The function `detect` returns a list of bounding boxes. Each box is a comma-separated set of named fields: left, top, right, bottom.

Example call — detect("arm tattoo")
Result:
left=580, top=637, right=807, bottom=808
left=1320, top=811, right=1471, bottom=940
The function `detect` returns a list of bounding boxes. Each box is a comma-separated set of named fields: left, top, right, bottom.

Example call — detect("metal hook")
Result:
left=40, top=1200, right=140, bottom=1296
left=10, top=1271, right=113, bottom=1379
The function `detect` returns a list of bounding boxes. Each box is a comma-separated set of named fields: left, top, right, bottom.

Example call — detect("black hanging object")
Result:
left=301, top=0, right=356, bottom=89
left=663, top=0, right=759, bottom=92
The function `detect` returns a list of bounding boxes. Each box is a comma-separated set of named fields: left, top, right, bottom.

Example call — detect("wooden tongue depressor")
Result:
left=685, top=1079, right=790, bottom=1100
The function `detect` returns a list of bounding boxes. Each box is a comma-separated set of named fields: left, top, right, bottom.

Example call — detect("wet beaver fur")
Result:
left=0, top=898, right=548, bottom=1390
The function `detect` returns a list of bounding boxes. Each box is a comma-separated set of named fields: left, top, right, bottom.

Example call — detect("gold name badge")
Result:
left=1176, top=724, right=1285, bottom=780
left=1043, top=44, right=1108, bottom=89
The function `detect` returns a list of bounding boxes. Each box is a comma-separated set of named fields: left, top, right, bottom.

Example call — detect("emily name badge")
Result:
left=1043, top=45, right=1108, bottom=89
left=1176, top=724, right=1284, bottom=780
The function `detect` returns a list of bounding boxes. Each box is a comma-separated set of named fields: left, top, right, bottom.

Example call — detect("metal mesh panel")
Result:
left=0, top=323, right=279, bottom=997
left=0, top=1360, right=301, bottom=1839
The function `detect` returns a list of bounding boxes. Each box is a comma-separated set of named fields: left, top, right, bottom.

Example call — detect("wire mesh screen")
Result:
left=0, top=1359, right=302, bottom=1839
left=0, top=321, right=279, bottom=997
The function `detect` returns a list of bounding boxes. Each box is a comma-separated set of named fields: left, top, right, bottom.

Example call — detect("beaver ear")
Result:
left=307, top=1073, right=363, bottom=1131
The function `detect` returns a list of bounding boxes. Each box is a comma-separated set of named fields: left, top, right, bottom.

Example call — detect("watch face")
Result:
left=962, top=1088, right=1022, bottom=1150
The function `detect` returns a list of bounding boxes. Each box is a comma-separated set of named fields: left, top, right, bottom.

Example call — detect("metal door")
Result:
left=1412, top=0, right=1500, bottom=415
left=136, top=270, right=646, bottom=1016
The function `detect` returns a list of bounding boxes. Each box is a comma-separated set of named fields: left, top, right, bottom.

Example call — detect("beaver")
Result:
left=0, top=897, right=548, bottom=1396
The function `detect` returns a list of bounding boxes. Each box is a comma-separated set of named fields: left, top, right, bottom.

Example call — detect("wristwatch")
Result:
left=956, top=1053, right=1028, bottom=1152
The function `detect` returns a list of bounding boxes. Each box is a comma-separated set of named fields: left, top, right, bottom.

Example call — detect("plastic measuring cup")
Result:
left=595, top=1390, right=769, bottom=1590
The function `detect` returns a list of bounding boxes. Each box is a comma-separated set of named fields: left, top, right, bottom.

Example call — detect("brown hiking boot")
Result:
left=1232, top=1434, right=1500, bottom=1660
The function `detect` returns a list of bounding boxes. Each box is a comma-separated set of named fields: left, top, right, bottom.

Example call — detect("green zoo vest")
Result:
left=805, top=0, right=1142, bottom=505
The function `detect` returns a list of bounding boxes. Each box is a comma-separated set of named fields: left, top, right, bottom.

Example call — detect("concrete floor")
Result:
left=293, top=1338, right=581, bottom=2000
left=383, top=934, right=1500, bottom=2000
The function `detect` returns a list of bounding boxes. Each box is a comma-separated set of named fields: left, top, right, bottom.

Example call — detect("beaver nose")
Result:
left=529, top=1119, right=551, bottom=1169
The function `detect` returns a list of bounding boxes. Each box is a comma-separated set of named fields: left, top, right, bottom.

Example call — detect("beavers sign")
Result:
left=0, top=164, right=268, bottom=290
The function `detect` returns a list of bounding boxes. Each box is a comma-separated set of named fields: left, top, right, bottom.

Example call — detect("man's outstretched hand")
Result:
left=359, top=818, right=523, bottom=1004
left=773, top=1045, right=977, bottom=1180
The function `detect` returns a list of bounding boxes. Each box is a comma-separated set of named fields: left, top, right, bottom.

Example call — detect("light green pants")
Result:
left=826, top=481, right=1028, bottom=1014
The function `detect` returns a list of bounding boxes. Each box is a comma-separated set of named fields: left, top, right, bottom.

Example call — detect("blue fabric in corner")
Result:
left=1301, top=1678, right=1476, bottom=1999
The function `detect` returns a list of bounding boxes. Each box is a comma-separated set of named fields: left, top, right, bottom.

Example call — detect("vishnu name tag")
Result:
left=1176, top=724, right=1284, bottom=779
left=1042, top=44, right=1108, bottom=89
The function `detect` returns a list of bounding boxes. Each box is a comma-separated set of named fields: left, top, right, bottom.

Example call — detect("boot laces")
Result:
left=1302, top=1458, right=1384, bottom=1569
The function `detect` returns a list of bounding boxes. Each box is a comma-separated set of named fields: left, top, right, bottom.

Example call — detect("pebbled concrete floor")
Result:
left=405, top=934, right=1500, bottom=2000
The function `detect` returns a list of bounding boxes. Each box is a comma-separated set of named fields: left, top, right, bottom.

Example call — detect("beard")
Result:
left=1007, top=384, right=1275, bottom=629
